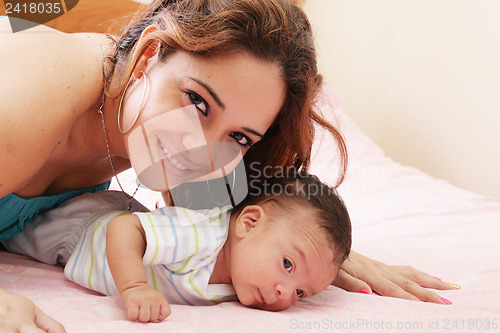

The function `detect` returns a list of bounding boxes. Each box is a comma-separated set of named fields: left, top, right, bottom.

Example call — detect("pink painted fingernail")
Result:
left=433, top=276, right=442, bottom=281
left=359, top=288, right=370, bottom=294
left=440, top=297, right=452, bottom=305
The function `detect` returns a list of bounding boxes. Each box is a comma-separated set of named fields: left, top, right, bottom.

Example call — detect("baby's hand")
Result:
left=121, top=284, right=171, bottom=322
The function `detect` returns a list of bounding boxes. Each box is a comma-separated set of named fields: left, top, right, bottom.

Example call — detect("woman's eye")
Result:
left=283, top=258, right=293, bottom=272
left=296, top=289, right=305, bottom=298
left=230, top=132, right=253, bottom=147
left=187, top=91, right=208, bottom=116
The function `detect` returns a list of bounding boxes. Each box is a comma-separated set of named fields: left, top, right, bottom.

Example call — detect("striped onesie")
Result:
left=3, top=191, right=237, bottom=306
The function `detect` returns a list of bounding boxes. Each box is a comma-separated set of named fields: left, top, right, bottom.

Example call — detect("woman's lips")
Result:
left=158, top=139, right=189, bottom=170
left=156, top=137, right=194, bottom=178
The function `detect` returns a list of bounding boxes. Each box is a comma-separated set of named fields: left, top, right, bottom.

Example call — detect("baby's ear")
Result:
left=234, top=205, right=266, bottom=238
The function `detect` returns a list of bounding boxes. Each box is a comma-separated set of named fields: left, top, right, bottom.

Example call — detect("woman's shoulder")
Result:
left=2, top=20, right=105, bottom=96
left=1, top=18, right=109, bottom=90
left=0, top=18, right=112, bottom=125
left=0, top=19, right=110, bottom=196
left=0, top=19, right=108, bottom=130
left=1, top=20, right=108, bottom=92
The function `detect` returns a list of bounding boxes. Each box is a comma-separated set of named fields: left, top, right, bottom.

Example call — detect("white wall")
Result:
left=304, top=0, right=500, bottom=202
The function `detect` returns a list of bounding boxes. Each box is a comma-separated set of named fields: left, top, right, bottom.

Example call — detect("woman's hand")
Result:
left=332, top=251, right=459, bottom=304
left=0, top=288, right=66, bottom=332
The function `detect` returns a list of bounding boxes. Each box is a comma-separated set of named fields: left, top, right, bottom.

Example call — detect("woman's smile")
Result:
left=157, top=137, right=189, bottom=171
left=156, top=136, right=196, bottom=178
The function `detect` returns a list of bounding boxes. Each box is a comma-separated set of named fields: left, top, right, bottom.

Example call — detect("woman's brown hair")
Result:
left=109, top=0, right=347, bottom=188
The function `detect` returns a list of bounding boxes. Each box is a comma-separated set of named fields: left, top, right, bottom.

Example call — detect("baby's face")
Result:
left=230, top=209, right=339, bottom=311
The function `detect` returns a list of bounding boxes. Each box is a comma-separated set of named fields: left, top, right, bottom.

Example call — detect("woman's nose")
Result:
left=187, top=127, right=240, bottom=168
left=180, top=127, right=211, bottom=164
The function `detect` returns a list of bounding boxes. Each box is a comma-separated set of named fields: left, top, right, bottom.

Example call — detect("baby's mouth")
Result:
left=258, top=289, right=267, bottom=304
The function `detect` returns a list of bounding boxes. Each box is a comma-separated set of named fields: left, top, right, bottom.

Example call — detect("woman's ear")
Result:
left=132, top=24, right=161, bottom=79
left=234, top=205, right=266, bottom=239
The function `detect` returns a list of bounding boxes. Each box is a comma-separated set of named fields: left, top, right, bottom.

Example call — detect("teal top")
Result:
left=0, top=180, right=111, bottom=242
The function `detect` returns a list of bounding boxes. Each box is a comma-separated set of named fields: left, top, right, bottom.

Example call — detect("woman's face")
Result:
left=123, top=50, right=285, bottom=191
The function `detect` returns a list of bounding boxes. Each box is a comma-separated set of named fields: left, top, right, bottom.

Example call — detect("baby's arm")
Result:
left=106, top=214, right=171, bottom=322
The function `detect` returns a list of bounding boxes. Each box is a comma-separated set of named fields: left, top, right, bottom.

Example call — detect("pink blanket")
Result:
left=1, top=87, right=499, bottom=332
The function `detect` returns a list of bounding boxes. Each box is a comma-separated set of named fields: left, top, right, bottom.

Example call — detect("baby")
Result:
left=3, top=173, right=351, bottom=322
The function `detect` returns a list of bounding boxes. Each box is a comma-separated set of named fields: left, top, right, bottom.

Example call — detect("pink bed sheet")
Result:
left=1, top=87, right=499, bottom=333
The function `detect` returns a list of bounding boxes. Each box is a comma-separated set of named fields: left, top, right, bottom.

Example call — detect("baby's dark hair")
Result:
left=233, top=172, right=351, bottom=265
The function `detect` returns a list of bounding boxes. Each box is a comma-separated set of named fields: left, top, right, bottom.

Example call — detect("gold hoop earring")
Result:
left=118, top=71, right=148, bottom=134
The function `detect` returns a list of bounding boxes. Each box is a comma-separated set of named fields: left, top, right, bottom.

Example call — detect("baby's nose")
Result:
left=275, top=284, right=294, bottom=302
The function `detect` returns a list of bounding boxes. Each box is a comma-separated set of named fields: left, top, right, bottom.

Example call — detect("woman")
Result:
left=0, top=1, right=454, bottom=331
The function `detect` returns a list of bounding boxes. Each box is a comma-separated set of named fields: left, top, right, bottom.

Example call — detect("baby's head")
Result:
left=227, top=172, right=351, bottom=311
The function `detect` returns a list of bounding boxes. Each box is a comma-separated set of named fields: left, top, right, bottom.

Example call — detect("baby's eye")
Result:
left=283, top=258, right=293, bottom=272
left=187, top=91, right=208, bottom=116
left=230, top=132, right=253, bottom=147
left=296, top=289, right=305, bottom=298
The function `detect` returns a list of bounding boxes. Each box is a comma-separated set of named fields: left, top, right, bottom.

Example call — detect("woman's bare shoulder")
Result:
left=0, top=19, right=109, bottom=196
left=1, top=21, right=105, bottom=98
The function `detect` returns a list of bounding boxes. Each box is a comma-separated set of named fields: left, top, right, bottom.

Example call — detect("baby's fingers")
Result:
left=126, top=304, right=140, bottom=322
left=149, top=304, right=160, bottom=322
left=158, top=303, right=172, bottom=321
left=137, top=305, right=152, bottom=323
left=135, top=301, right=170, bottom=322
left=146, top=292, right=170, bottom=322
left=149, top=302, right=170, bottom=322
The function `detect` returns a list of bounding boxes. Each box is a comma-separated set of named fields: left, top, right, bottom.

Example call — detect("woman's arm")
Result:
left=106, top=214, right=171, bottom=322
left=332, top=251, right=459, bottom=304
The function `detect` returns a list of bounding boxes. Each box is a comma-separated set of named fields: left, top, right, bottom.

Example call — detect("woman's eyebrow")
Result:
left=188, top=76, right=225, bottom=109
left=243, top=127, right=263, bottom=138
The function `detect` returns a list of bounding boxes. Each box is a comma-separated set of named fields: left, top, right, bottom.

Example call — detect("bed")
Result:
left=1, top=85, right=499, bottom=332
